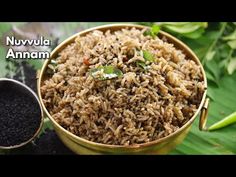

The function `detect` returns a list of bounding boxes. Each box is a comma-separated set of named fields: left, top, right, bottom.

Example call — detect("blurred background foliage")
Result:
left=0, top=22, right=236, bottom=154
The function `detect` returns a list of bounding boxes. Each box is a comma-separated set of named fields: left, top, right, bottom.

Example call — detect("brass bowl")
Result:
left=37, top=24, right=209, bottom=154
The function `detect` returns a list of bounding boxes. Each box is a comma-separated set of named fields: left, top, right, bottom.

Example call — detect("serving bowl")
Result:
left=37, top=24, right=209, bottom=154
left=0, top=78, right=44, bottom=150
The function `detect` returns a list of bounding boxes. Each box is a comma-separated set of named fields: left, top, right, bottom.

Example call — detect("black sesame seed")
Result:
left=0, top=85, right=41, bottom=147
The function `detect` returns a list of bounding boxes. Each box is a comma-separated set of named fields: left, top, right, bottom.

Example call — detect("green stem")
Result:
left=202, top=22, right=227, bottom=65
left=208, top=111, right=236, bottom=131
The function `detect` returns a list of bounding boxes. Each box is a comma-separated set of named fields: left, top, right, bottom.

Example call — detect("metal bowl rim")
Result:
left=0, top=78, right=44, bottom=149
left=37, top=23, right=207, bottom=149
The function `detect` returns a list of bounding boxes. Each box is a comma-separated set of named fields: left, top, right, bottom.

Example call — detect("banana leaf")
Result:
left=171, top=72, right=236, bottom=154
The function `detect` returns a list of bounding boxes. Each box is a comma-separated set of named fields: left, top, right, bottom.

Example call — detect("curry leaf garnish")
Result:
left=90, top=65, right=123, bottom=80
left=136, top=50, right=155, bottom=70
left=136, top=61, right=148, bottom=70
left=143, top=50, right=155, bottom=62
left=143, top=24, right=160, bottom=38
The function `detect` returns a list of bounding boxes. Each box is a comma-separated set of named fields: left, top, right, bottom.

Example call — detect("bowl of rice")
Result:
left=38, top=24, right=208, bottom=154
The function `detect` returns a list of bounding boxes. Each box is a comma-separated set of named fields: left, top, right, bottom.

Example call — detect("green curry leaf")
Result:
left=227, top=57, right=236, bottom=75
left=143, top=50, right=155, bottom=62
left=143, top=24, right=160, bottom=38
left=90, top=65, right=123, bottom=80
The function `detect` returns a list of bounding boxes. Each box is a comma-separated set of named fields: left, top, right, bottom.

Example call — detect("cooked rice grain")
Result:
left=41, top=27, right=204, bottom=145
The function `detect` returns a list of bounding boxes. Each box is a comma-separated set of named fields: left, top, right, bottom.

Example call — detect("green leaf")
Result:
left=143, top=50, right=155, bottom=62
left=222, top=30, right=236, bottom=41
left=158, top=22, right=207, bottom=27
left=182, top=28, right=205, bottom=39
left=227, top=40, right=236, bottom=49
left=138, top=22, right=154, bottom=26
left=218, top=43, right=231, bottom=58
left=151, top=24, right=160, bottom=36
left=136, top=50, right=155, bottom=69
left=172, top=72, right=236, bottom=154
left=38, top=117, right=53, bottom=137
left=136, top=61, right=148, bottom=70
left=90, top=65, right=123, bottom=80
left=157, top=22, right=190, bottom=26
left=227, top=57, right=236, bottom=75
left=182, top=33, right=214, bottom=59
left=207, top=86, right=216, bottom=101
left=206, top=71, right=218, bottom=85
left=158, top=22, right=207, bottom=39
left=143, top=24, right=160, bottom=38
left=205, top=59, right=220, bottom=84
left=205, top=50, right=216, bottom=61
left=161, top=22, right=207, bottom=34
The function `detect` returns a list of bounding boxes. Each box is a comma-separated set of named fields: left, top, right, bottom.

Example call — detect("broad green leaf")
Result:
left=218, top=43, right=231, bottom=58
left=163, top=24, right=200, bottom=34
left=182, top=27, right=205, bottom=39
left=172, top=72, right=236, bottom=154
left=138, top=22, right=154, bottom=26
left=205, top=59, right=220, bottom=84
left=161, top=22, right=207, bottom=34
left=227, top=57, right=236, bottom=75
left=194, top=47, right=209, bottom=60
left=207, top=85, right=216, bottom=101
left=158, top=22, right=207, bottom=28
left=186, top=30, right=220, bottom=49
left=205, top=50, right=216, bottom=61
left=206, top=72, right=218, bottom=85
left=227, top=40, right=236, bottom=49
left=157, top=22, right=190, bottom=26
left=222, top=30, right=236, bottom=40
